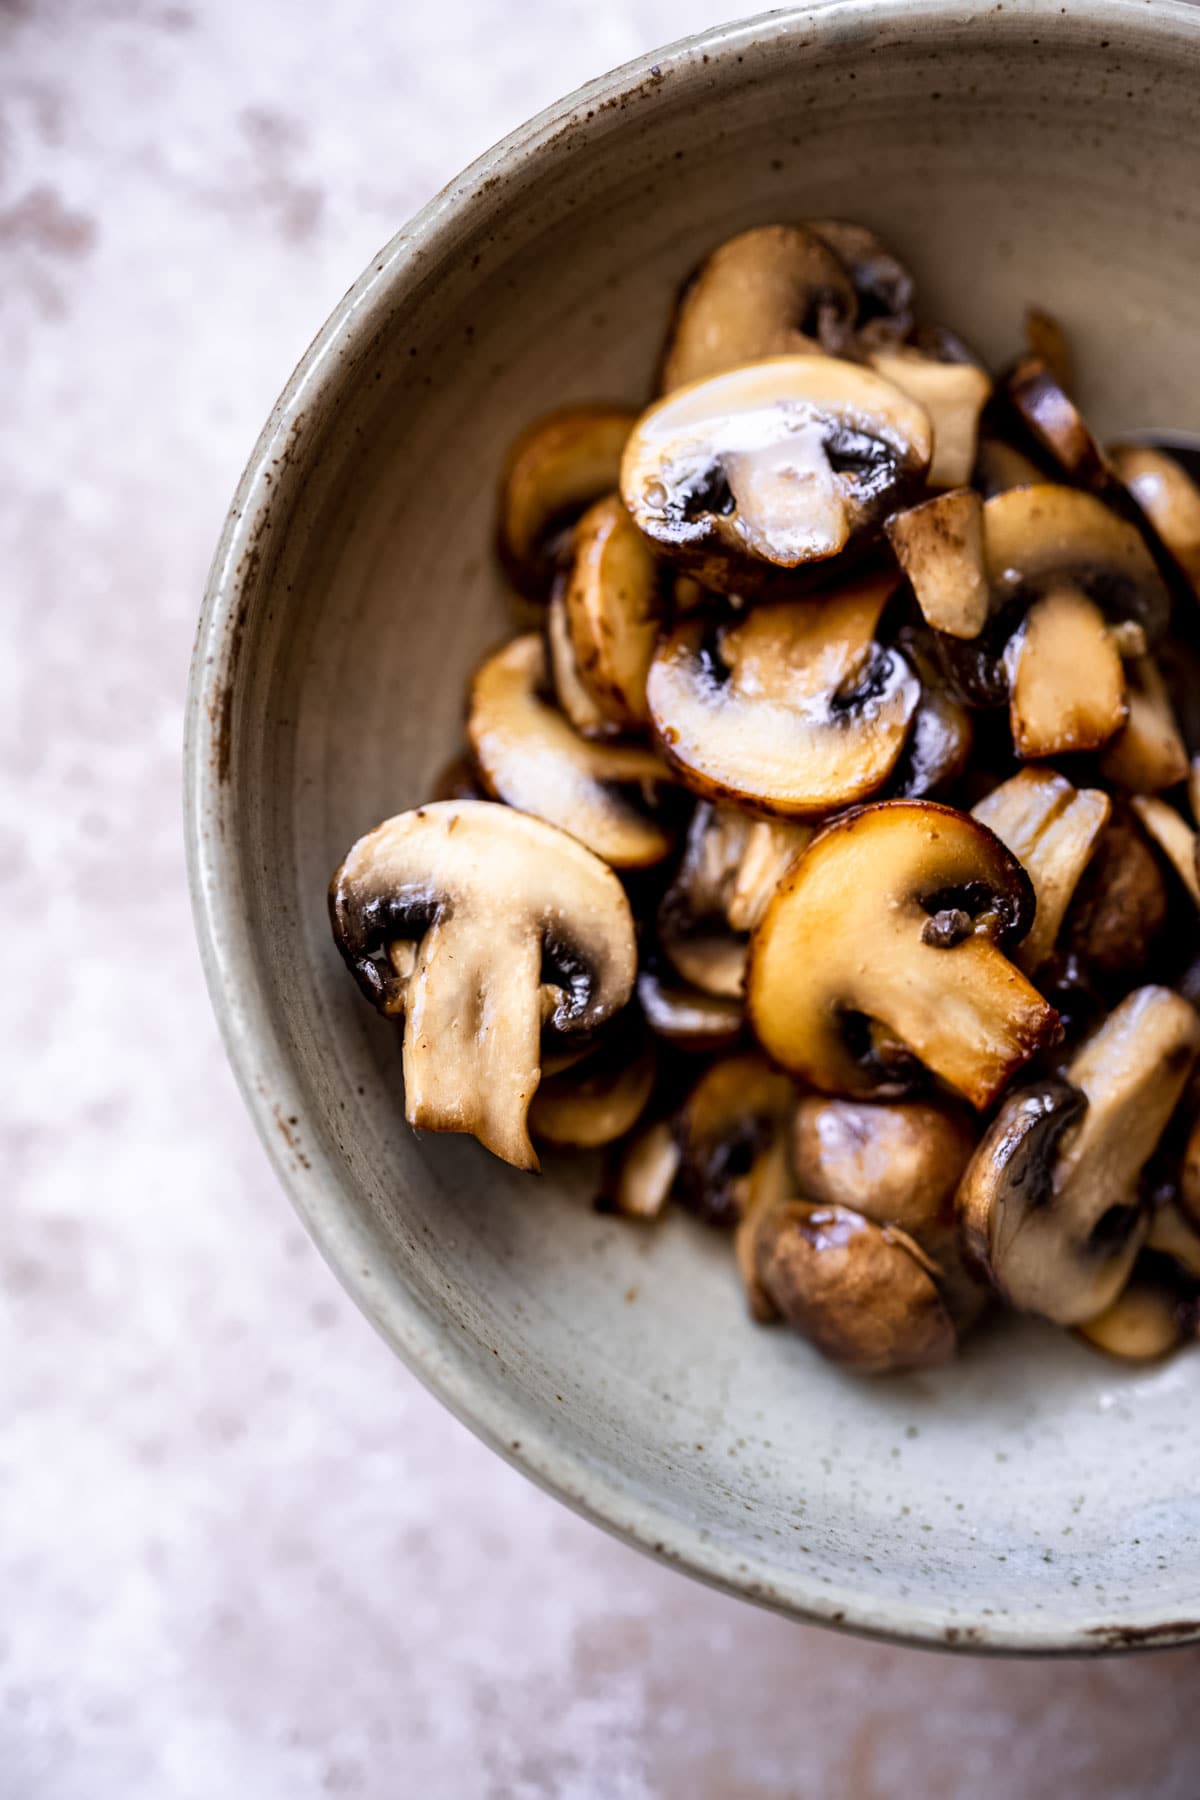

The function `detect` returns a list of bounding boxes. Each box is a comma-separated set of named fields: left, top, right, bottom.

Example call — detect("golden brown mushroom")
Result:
left=972, top=768, right=1111, bottom=972
left=562, top=494, right=662, bottom=729
left=497, top=405, right=637, bottom=600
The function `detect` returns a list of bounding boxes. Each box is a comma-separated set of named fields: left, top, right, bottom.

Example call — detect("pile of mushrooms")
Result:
left=331, top=220, right=1200, bottom=1375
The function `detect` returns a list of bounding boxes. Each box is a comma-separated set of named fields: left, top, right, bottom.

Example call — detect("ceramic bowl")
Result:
left=186, top=0, right=1200, bottom=1652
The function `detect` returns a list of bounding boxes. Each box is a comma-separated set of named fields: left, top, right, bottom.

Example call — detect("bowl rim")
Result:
left=185, top=0, right=1200, bottom=1656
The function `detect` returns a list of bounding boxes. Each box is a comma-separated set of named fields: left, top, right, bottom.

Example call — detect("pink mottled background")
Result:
left=5, top=2, right=1200, bottom=1795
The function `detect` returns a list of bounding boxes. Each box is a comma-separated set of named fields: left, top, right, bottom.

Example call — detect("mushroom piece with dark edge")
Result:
left=1002, top=356, right=1110, bottom=491
left=658, top=225, right=857, bottom=391
left=636, top=965, right=745, bottom=1053
left=971, top=768, right=1111, bottom=972
left=497, top=405, right=637, bottom=600
left=672, top=1053, right=796, bottom=1227
left=807, top=219, right=915, bottom=344
left=1131, top=795, right=1200, bottom=907
left=562, top=494, right=662, bottom=729
left=957, top=986, right=1200, bottom=1324
left=748, top=800, right=1058, bottom=1108
left=329, top=801, right=638, bottom=1169
left=1109, top=441, right=1200, bottom=600
left=621, top=356, right=932, bottom=591
left=885, top=487, right=989, bottom=639
left=546, top=589, right=619, bottom=739
left=647, top=574, right=920, bottom=816
left=528, top=1025, right=657, bottom=1149
left=747, top=1199, right=958, bottom=1373
left=468, top=634, right=675, bottom=869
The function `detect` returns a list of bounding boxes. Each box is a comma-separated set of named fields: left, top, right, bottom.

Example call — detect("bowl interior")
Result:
left=189, top=1, right=1200, bottom=1650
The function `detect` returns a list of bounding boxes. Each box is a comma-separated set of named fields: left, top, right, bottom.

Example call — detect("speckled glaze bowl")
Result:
left=186, top=0, right=1200, bottom=1652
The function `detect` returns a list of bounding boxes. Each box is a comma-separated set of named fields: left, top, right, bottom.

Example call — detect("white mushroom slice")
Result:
left=972, top=768, right=1111, bottom=971
left=748, top=801, right=1058, bottom=1108
left=957, top=986, right=1200, bottom=1324
left=546, top=590, right=616, bottom=738
left=621, top=356, right=932, bottom=590
left=529, top=1030, right=657, bottom=1148
left=659, top=225, right=857, bottom=391
left=1100, top=657, right=1190, bottom=793
left=1006, top=586, right=1127, bottom=759
left=867, top=345, right=992, bottom=488
left=468, top=634, right=673, bottom=869
left=497, top=405, right=637, bottom=599
left=647, top=574, right=919, bottom=817
left=885, top=488, right=989, bottom=638
left=329, top=801, right=637, bottom=1169
left=725, top=819, right=813, bottom=932
left=1132, top=796, right=1200, bottom=906
left=563, top=494, right=661, bottom=728
left=606, top=1118, right=681, bottom=1219
left=1109, top=441, right=1200, bottom=599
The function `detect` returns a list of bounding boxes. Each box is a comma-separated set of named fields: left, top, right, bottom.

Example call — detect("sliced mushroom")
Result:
left=1131, top=795, right=1200, bottom=906
left=867, top=344, right=991, bottom=490
left=603, top=1117, right=681, bottom=1219
left=957, top=986, right=1200, bottom=1324
left=673, top=1053, right=795, bottom=1227
left=1024, top=307, right=1074, bottom=394
left=1062, top=809, right=1169, bottom=980
left=806, top=220, right=915, bottom=344
left=748, top=800, right=1057, bottom=1108
left=497, top=405, right=637, bottom=600
left=1109, top=441, right=1200, bottom=600
left=886, top=626, right=974, bottom=801
left=647, top=575, right=920, bottom=816
left=971, top=768, right=1111, bottom=971
left=1076, top=1265, right=1199, bottom=1361
left=725, top=818, right=812, bottom=931
left=562, top=494, right=662, bottom=728
left=468, top=634, right=674, bottom=868
left=529, top=1026, right=657, bottom=1148
left=792, top=1094, right=986, bottom=1328
left=329, top=801, right=637, bottom=1168
left=546, top=589, right=618, bottom=738
left=1099, top=656, right=1189, bottom=792
left=636, top=964, right=745, bottom=1052
left=657, top=802, right=753, bottom=998
left=1003, top=356, right=1109, bottom=491
left=974, top=433, right=1045, bottom=498
left=621, top=356, right=932, bottom=590
left=885, top=488, right=989, bottom=639
left=748, top=1200, right=957, bottom=1373
left=658, top=225, right=857, bottom=392
left=1006, top=586, right=1127, bottom=758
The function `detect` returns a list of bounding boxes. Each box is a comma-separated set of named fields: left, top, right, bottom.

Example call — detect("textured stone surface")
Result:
left=5, top=2, right=1200, bottom=1795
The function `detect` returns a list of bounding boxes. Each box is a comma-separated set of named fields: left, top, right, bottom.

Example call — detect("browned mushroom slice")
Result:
left=974, top=433, right=1045, bottom=498
left=885, top=488, right=989, bottom=639
left=1003, top=356, right=1109, bottom=491
left=1062, top=809, right=1169, bottom=981
left=657, top=801, right=753, bottom=997
left=529, top=1028, right=657, bottom=1148
left=673, top=1053, right=795, bottom=1227
left=659, top=225, right=857, bottom=392
left=971, top=768, right=1111, bottom=971
left=807, top=219, right=915, bottom=344
left=1131, top=795, right=1200, bottom=906
left=636, top=966, right=745, bottom=1052
left=724, top=819, right=813, bottom=931
left=1099, top=656, right=1189, bottom=792
left=748, top=1200, right=957, bottom=1373
left=546, top=590, right=618, bottom=738
left=984, top=484, right=1171, bottom=640
left=621, top=357, right=932, bottom=590
left=497, top=405, right=637, bottom=600
left=563, top=494, right=661, bottom=728
left=647, top=576, right=919, bottom=817
left=747, top=801, right=1057, bottom=1108
left=604, top=1117, right=682, bottom=1219
left=886, top=626, right=974, bottom=802
left=1006, top=587, right=1127, bottom=758
left=1109, top=441, right=1200, bottom=600
left=791, top=1094, right=986, bottom=1328
left=866, top=345, right=992, bottom=489
left=957, top=986, right=1200, bottom=1324
left=1076, top=1267, right=1199, bottom=1362
left=468, top=634, right=674, bottom=869
left=329, top=801, right=637, bottom=1169
left=1025, top=307, right=1074, bottom=394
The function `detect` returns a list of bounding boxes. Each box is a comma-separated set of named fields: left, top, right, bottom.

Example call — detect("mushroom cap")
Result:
left=497, top=405, right=637, bottom=600
left=659, top=225, right=857, bottom=392
left=468, top=633, right=674, bottom=869
left=636, top=965, right=745, bottom=1052
left=621, top=355, right=932, bottom=590
left=673, top=1053, right=795, bottom=1228
left=792, top=1095, right=976, bottom=1238
left=957, top=986, right=1200, bottom=1324
left=329, top=800, right=637, bottom=1168
left=646, top=574, right=920, bottom=817
left=1062, top=808, right=1168, bottom=981
left=1003, top=356, right=1109, bottom=491
left=972, top=767, right=1111, bottom=972
left=748, top=800, right=1057, bottom=1109
left=750, top=1200, right=957, bottom=1373
left=562, top=494, right=662, bottom=728
left=807, top=219, right=915, bottom=343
